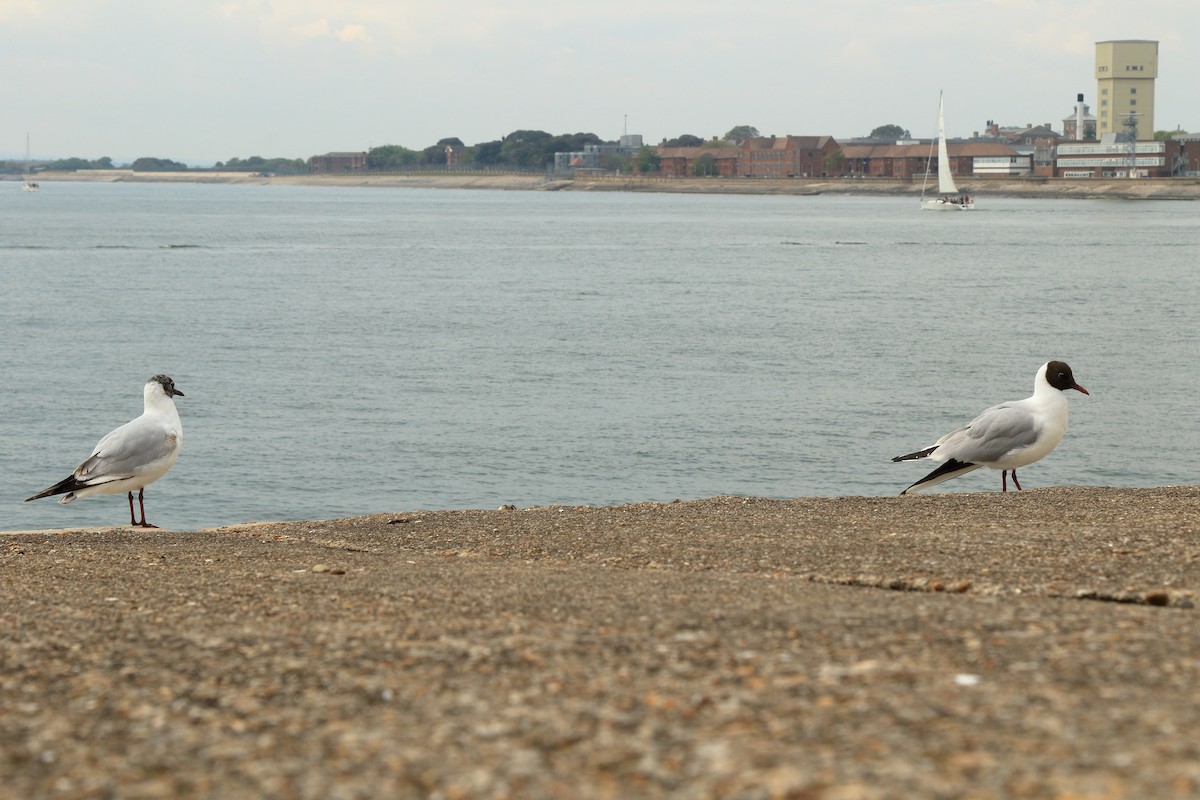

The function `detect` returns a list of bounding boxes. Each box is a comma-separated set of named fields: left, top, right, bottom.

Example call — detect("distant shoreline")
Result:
left=18, top=169, right=1200, bottom=199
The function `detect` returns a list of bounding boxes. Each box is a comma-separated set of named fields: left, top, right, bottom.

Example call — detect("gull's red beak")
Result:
left=1073, top=383, right=1089, bottom=395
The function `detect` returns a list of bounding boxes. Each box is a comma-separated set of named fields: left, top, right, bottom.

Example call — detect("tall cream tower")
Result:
left=1095, top=40, right=1158, bottom=137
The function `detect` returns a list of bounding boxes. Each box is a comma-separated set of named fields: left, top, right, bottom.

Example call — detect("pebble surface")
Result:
left=3, top=486, right=1199, bottom=798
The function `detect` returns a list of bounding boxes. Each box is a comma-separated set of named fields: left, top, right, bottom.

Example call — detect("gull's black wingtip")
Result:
left=25, top=475, right=84, bottom=502
left=892, top=446, right=937, bottom=463
left=899, top=458, right=980, bottom=495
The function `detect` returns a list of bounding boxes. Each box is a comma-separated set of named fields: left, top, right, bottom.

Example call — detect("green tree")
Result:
left=1154, top=129, right=1189, bottom=140
left=634, top=145, right=660, bottom=174
left=824, top=148, right=845, bottom=176
left=217, top=156, right=306, bottom=174
left=600, top=152, right=632, bottom=174
left=500, top=130, right=554, bottom=169
left=540, top=132, right=603, bottom=168
left=420, top=137, right=466, bottom=165
left=474, top=140, right=504, bottom=165
left=44, top=156, right=113, bottom=170
left=691, top=152, right=718, bottom=176
left=367, top=144, right=420, bottom=169
left=665, top=134, right=704, bottom=147
left=131, top=157, right=187, bottom=171
left=725, top=125, right=760, bottom=142
left=870, top=124, right=911, bottom=139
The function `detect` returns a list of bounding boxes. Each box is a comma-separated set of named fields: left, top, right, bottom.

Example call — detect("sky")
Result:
left=2, top=1, right=1196, bottom=165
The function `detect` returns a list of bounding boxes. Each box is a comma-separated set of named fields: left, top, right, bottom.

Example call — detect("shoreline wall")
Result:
left=17, top=169, right=1200, bottom=199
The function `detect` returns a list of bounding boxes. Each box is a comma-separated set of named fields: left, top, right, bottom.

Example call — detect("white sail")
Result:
left=935, top=95, right=958, bottom=195
left=21, top=133, right=39, bottom=192
left=920, top=91, right=973, bottom=210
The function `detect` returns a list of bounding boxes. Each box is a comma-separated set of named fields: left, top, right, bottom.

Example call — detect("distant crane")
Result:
left=1121, top=111, right=1143, bottom=178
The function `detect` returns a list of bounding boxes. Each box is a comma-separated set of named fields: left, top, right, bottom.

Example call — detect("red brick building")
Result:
left=656, top=146, right=740, bottom=177
left=840, top=144, right=925, bottom=178
left=737, top=136, right=839, bottom=177
left=840, top=142, right=1024, bottom=178
left=1170, top=135, right=1200, bottom=176
left=307, top=152, right=368, bottom=173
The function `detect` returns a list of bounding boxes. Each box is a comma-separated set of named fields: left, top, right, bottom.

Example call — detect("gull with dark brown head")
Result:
left=893, top=361, right=1088, bottom=495
left=26, top=374, right=184, bottom=528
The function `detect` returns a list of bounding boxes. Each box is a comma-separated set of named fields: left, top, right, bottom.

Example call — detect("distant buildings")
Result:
left=1172, top=135, right=1200, bottom=176
left=1042, top=40, right=1170, bottom=177
left=658, top=135, right=1034, bottom=181
left=444, top=143, right=466, bottom=167
left=307, top=151, right=368, bottom=173
left=303, top=38, right=1191, bottom=181
left=1063, top=94, right=1097, bottom=141
left=1056, top=135, right=1167, bottom=178
left=840, top=141, right=1029, bottom=179
left=656, top=136, right=840, bottom=178
left=1095, top=40, right=1157, bottom=137
left=552, top=135, right=644, bottom=175
left=657, top=145, right=740, bottom=177
left=738, top=136, right=840, bottom=178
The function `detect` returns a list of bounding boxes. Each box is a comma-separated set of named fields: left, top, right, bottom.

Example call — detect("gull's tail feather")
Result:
left=26, top=475, right=86, bottom=503
left=900, top=459, right=980, bottom=495
left=892, top=446, right=937, bottom=463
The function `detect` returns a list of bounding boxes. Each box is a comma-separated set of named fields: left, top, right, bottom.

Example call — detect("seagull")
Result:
left=26, top=374, right=184, bottom=528
left=892, top=361, right=1088, bottom=495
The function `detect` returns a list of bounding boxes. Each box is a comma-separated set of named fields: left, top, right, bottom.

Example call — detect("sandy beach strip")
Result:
left=3, top=486, right=1199, bottom=798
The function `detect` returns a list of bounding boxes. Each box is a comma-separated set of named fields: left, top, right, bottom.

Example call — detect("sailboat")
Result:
left=920, top=92, right=971, bottom=210
left=21, top=133, right=39, bottom=192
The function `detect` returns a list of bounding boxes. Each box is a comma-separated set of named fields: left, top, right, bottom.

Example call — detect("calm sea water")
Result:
left=1, top=181, right=1197, bottom=531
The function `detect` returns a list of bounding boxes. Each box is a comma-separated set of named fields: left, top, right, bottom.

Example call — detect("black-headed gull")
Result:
left=26, top=374, right=184, bottom=528
left=893, top=361, right=1088, bottom=495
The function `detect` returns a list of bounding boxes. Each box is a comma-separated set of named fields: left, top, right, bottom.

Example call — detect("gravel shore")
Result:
left=3, top=486, right=1199, bottom=798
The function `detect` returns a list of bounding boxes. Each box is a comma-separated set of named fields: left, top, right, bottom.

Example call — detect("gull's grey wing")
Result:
left=934, top=402, right=1040, bottom=465
left=74, top=417, right=180, bottom=485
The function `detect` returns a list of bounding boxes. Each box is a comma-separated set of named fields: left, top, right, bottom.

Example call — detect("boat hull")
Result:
left=921, top=198, right=974, bottom=210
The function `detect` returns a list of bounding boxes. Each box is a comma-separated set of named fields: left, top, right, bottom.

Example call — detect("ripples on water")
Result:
left=1, top=183, right=1196, bottom=530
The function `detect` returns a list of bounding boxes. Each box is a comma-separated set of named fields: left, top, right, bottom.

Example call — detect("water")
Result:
left=1, top=182, right=1197, bottom=531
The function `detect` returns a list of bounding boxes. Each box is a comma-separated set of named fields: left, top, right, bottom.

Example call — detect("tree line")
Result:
left=366, top=126, right=771, bottom=173
left=2, top=126, right=765, bottom=175
left=0, top=154, right=306, bottom=174
left=368, top=130, right=608, bottom=171
left=7, top=123, right=1188, bottom=176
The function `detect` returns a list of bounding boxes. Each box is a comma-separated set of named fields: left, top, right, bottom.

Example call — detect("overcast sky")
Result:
left=2, top=1, right=1195, bottom=165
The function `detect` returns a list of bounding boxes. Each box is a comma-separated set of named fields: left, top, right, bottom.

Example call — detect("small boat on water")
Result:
left=920, top=92, right=972, bottom=211
left=21, top=133, right=39, bottom=192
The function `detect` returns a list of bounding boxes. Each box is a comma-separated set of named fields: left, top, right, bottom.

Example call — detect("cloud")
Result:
left=0, top=0, right=44, bottom=24
left=277, top=17, right=373, bottom=46
left=337, top=23, right=372, bottom=43
left=837, top=38, right=883, bottom=71
left=209, top=2, right=391, bottom=50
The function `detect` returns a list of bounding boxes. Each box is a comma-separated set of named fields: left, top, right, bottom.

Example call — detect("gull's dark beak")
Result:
left=1072, top=383, right=1089, bottom=396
